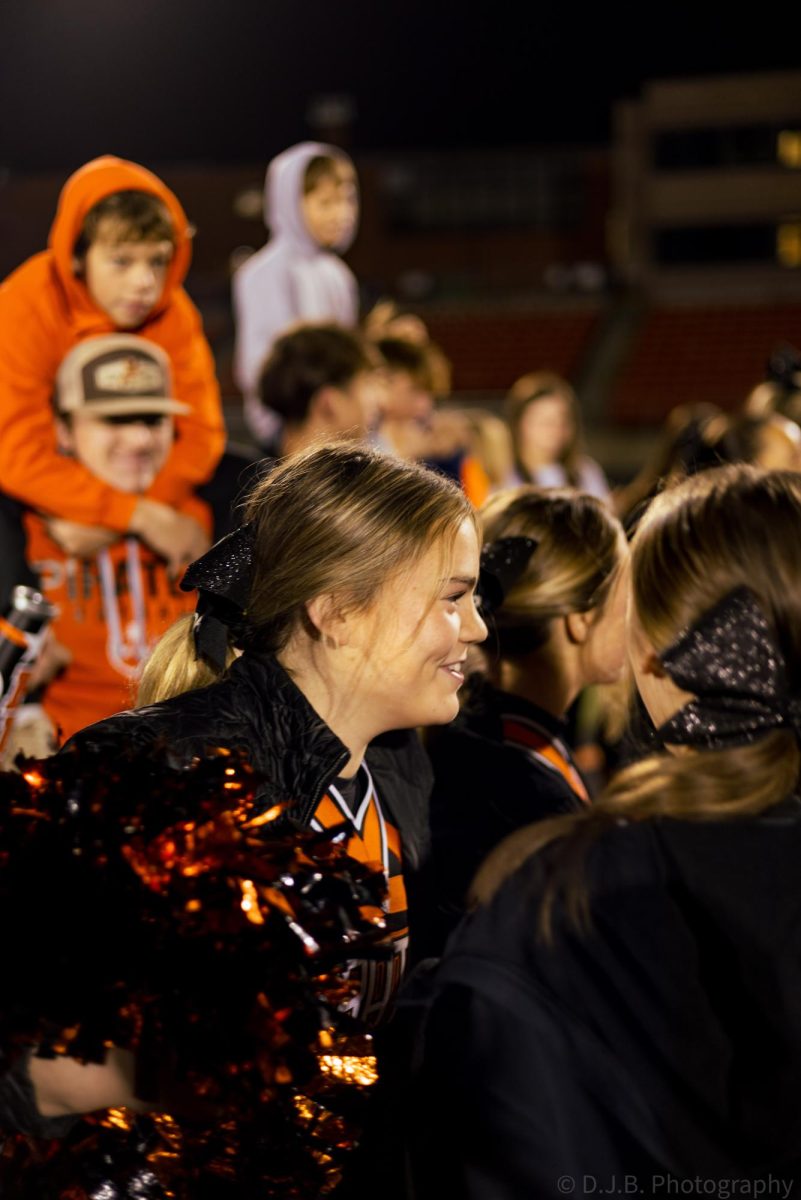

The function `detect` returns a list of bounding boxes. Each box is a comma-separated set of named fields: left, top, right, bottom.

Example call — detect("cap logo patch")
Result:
left=96, top=355, right=163, bottom=393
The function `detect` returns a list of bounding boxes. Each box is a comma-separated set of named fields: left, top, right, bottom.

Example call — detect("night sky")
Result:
left=0, top=1, right=798, bottom=171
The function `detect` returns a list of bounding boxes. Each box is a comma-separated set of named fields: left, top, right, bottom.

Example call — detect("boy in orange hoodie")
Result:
left=0, top=156, right=225, bottom=573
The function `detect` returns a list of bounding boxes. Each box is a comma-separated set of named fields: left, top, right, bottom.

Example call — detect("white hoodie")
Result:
left=232, top=142, right=359, bottom=444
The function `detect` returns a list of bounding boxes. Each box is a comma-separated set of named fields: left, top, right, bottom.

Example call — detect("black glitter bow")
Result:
left=657, top=586, right=801, bottom=750
left=477, top=536, right=539, bottom=615
left=181, top=523, right=255, bottom=671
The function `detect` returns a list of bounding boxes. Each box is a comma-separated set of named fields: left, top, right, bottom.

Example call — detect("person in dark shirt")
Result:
left=426, top=485, right=627, bottom=950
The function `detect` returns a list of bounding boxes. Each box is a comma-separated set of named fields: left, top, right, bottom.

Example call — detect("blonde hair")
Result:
left=480, top=486, right=625, bottom=661
left=136, top=615, right=236, bottom=707
left=137, top=442, right=473, bottom=706
left=472, top=465, right=801, bottom=933
left=505, top=371, right=583, bottom=484
left=463, top=409, right=515, bottom=490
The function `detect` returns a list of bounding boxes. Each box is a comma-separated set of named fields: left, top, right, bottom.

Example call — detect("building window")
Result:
left=653, top=123, right=801, bottom=171
left=654, top=223, right=776, bottom=265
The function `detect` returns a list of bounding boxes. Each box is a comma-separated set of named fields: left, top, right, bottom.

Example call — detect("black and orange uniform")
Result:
left=425, top=679, right=589, bottom=954
left=65, top=653, right=432, bottom=1200
left=312, top=767, right=408, bottom=1026
left=67, top=651, right=432, bottom=997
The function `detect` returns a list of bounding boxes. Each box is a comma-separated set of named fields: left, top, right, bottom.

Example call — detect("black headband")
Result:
left=181, top=523, right=255, bottom=672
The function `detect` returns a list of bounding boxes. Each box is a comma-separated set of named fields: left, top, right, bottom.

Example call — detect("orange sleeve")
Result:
left=146, top=292, right=226, bottom=508
left=0, top=269, right=138, bottom=530
left=0, top=269, right=223, bottom=531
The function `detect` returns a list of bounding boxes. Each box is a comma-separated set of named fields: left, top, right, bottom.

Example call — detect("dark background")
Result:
left=0, top=1, right=797, bottom=170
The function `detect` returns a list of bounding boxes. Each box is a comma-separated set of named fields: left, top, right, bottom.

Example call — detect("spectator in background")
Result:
left=233, top=144, right=359, bottom=449
left=612, top=402, right=723, bottom=525
left=745, top=342, right=801, bottom=421
left=259, top=323, right=384, bottom=458
left=364, top=298, right=430, bottom=347
left=137, top=324, right=386, bottom=628
left=506, top=371, right=610, bottom=500
left=701, top=410, right=801, bottom=472
left=614, top=404, right=801, bottom=528
left=15, top=335, right=198, bottom=747
left=0, top=156, right=222, bottom=579
left=374, top=336, right=441, bottom=461
left=374, top=335, right=490, bottom=506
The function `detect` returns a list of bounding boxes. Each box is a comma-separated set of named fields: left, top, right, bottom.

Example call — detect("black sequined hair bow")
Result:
left=181, top=523, right=255, bottom=671
left=477, top=536, right=539, bottom=615
left=656, top=586, right=801, bottom=750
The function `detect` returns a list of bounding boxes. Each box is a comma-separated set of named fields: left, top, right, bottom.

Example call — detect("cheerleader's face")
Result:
left=341, top=517, right=487, bottom=732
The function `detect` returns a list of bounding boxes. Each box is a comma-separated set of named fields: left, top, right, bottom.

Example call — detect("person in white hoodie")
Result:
left=233, top=142, right=359, bottom=448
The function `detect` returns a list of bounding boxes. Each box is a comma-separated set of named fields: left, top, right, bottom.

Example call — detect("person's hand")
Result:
left=128, top=499, right=211, bottom=576
left=45, top=518, right=118, bottom=557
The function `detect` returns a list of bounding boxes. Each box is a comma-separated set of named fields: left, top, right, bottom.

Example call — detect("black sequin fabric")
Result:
left=181, top=522, right=254, bottom=609
left=657, top=586, right=801, bottom=750
left=180, top=524, right=255, bottom=670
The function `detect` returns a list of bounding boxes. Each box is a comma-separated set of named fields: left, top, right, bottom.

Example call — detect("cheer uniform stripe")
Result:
left=312, top=764, right=408, bottom=1024
left=501, top=714, right=590, bottom=805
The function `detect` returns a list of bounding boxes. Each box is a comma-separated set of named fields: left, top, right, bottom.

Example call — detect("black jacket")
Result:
left=424, top=681, right=584, bottom=954
left=68, top=650, right=432, bottom=876
left=409, top=801, right=801, bottom=1198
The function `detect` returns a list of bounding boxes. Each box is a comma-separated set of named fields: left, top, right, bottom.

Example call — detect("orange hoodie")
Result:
left=0, top=156, right=225, bottom=530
